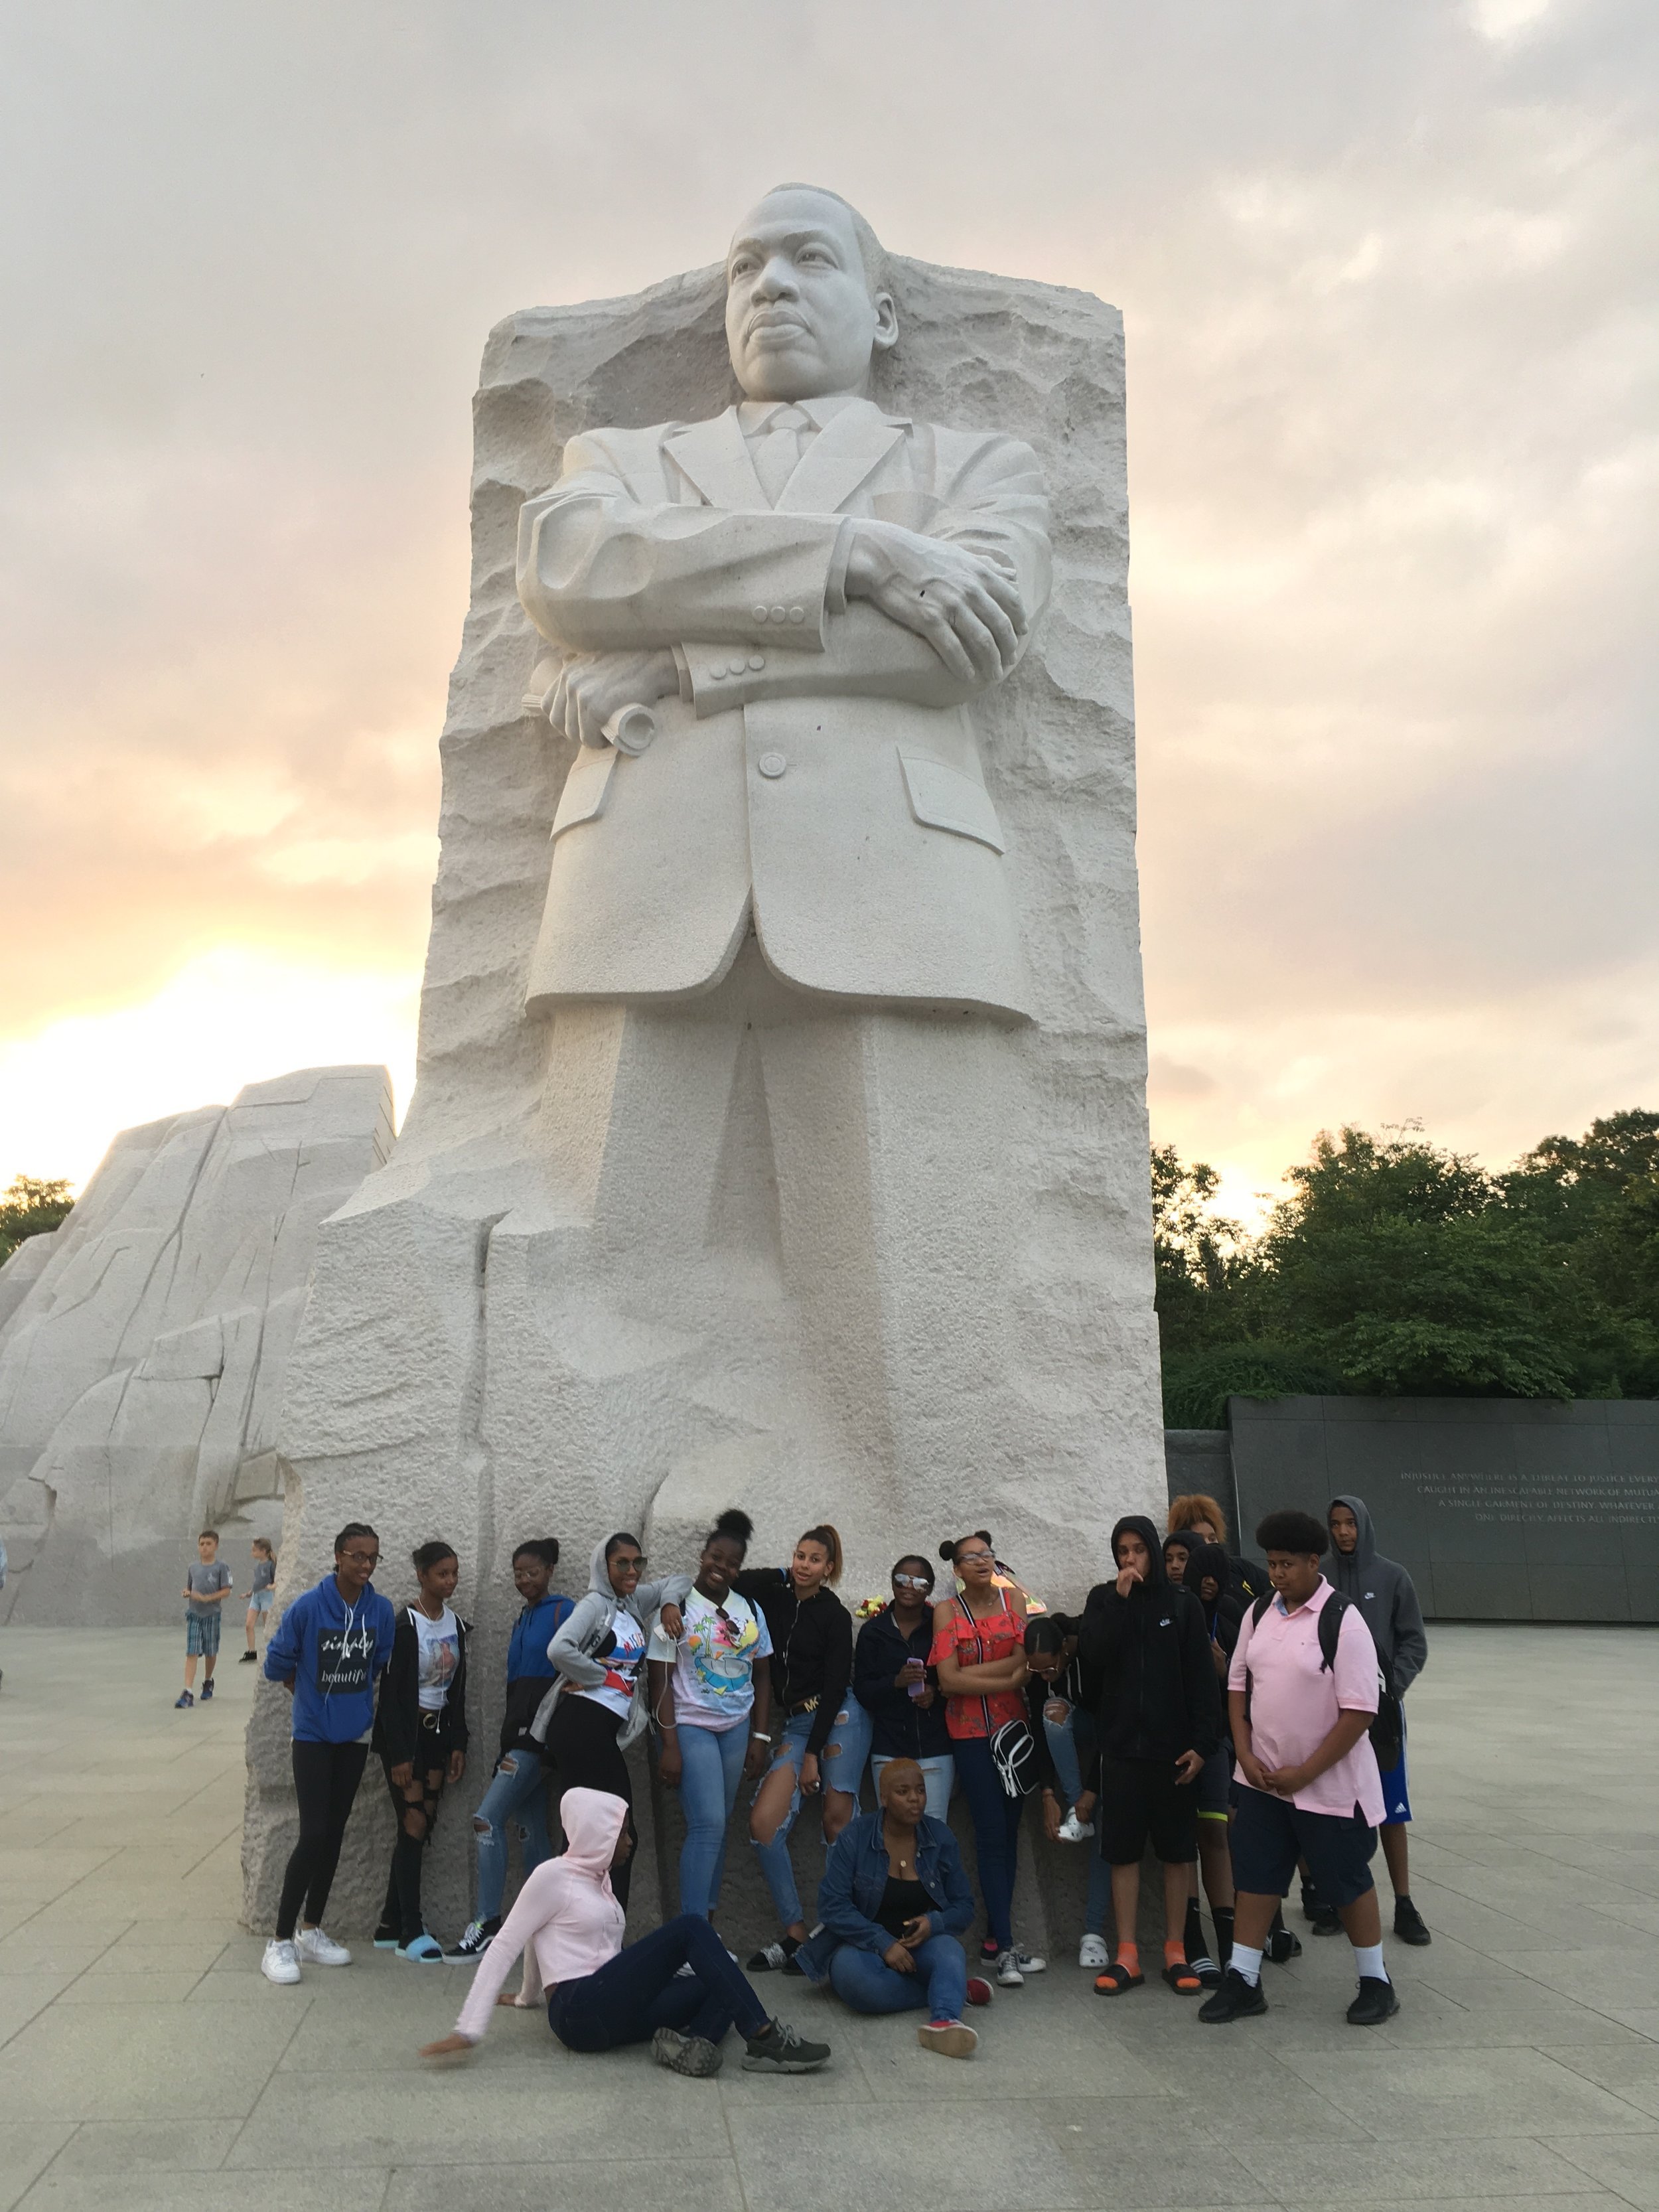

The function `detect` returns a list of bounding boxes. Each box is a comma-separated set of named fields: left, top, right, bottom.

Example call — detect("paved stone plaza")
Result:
left=3, top=1623, right=1659, bottom=2212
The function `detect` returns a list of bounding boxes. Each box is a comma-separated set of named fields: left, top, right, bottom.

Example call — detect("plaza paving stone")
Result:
left=0, top=1623, right=1656, bottom=2211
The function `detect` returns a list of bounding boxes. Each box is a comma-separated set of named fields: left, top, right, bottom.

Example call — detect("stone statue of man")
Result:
left=516, top=182, right=1052, bottom=1018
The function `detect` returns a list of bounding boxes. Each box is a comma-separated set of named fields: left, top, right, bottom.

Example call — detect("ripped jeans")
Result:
left=470, top=1746, right=553, bottom=1924
left=751, top=1698, right=873, bottom=1929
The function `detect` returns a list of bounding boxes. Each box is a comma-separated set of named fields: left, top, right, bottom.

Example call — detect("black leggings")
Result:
left=544, top=1692, right=635, bottom=1909
left=276, top=1739, right=370, bottom=1940
left=380, top=1711, right=461, bottom=1943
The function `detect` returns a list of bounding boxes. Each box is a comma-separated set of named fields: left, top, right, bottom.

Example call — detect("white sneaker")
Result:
left=1010, top=1948, right=1046, bottom=1974
left=261, top=1939, right=301, bottom=1985
left=995, top=1949, right=1025, bottom=1988
left=1078, top=1933, right=1110, bottom=1968
left=294, top=1926, right=351, bottom=1967
left=1057, top=1810, right=1096, bottom=1842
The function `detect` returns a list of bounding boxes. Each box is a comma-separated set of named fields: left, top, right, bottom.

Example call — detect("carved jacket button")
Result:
left=747, top=654, right=766, bottom=672
left=788, top=606, right=806, bottom=623
left=768, top=604, right=787, bottom=623
left=752, top=605, right=770, bottom=623
left=757, top=751, right=787, bottom=778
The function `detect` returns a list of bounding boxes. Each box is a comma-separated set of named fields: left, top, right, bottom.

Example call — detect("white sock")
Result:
left=1230, top=1943, right=1263, bottom=1986
left=1352, top=1942, right=1388, bottom=1982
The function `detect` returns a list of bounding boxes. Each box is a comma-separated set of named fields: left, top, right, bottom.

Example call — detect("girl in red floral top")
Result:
left=929, top=1531, right=1045, bottom=1987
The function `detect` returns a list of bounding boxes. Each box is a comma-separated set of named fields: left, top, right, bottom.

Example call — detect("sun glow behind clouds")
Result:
left=0, top=949, right=419, bottom=1191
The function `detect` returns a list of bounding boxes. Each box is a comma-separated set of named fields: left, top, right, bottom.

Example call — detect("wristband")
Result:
left=751, top=1730, right=772, bottom=1742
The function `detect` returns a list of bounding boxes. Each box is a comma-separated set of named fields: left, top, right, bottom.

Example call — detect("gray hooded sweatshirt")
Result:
left=1326, top=1494, right=1428, bottom=1695
left=531, top=1540, right=692, bottom=1749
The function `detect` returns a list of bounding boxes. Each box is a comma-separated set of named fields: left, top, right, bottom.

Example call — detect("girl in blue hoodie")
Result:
left=259, top=1521, right=396, bottom=1985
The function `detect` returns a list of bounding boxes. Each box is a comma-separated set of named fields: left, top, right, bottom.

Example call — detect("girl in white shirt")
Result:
left=371, top=1540, right=470, bottom=1961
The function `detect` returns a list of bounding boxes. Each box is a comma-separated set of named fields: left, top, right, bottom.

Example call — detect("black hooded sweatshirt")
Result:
left=1076, top=1515, right=1222, bottom=1765
left=1184, top=1542, right=1244, bottom=1659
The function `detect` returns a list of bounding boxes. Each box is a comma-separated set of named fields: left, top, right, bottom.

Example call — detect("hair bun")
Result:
left=714, top=1509, right=754, bottom=1544
left=938, top=1540, right=957, bottom=1562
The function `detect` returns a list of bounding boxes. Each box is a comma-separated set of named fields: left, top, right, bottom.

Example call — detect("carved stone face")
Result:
left=724, top=188, right=897, bottom=402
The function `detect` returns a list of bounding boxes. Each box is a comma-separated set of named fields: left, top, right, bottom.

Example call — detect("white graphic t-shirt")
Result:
left=648, top=1588, right=772, bottom=1732
left=413, top=1605, right=459, bottom=1712
left=579, top=1608, right=647, bottom=1722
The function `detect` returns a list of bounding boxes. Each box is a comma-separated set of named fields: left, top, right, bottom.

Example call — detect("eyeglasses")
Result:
left=613, top=1556, right=646, bottom=1570
left=955, top=1550, right=994, bottom=1566
left=893, top=1574, right=932, bottom=1590
left=338, top=1550, right=379, bottom=1567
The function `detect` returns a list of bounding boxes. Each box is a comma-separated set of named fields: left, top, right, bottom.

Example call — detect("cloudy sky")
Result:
left=1, top=0, right=1654, bottom=1217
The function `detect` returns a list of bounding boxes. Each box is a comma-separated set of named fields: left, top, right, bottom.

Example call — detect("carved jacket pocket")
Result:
left=899, top=751, right=1007, bottom=855
left=551, top=745, right=619, bottom=841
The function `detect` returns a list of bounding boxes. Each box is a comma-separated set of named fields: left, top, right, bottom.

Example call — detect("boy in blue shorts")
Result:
left=1200, top=1508, right=1399, bottom=2028
left=178, top=1529, right=234, bottom=1708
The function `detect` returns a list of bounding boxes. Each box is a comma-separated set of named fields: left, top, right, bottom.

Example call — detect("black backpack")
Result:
left=1246, top=1589, right=1402, bottom=1770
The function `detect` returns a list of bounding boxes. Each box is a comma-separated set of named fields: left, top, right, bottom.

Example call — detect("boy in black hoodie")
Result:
left=1076, top=1514, right=1222, bottom=1996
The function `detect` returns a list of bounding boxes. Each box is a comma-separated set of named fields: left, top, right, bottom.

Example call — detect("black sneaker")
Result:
left=1265, top=1926, right=1302, bottom=1963
left=238, top=1651, right=259, bottom=1664
left=747, top=1937, right=800, bottom=1972
left=444, top=1916, right=501, bottom=1961
left=1393, top=1897, right=1431, bottom=1947
left=200, top=1680, right=214, bottom=1700
left=1307, top=1903, right=1342, bottom=1936
left=1198, top=1968, right=1268, bottom=2024
left=1347, top=1974, right=1400, bottom=2026
left=741, top=2016, right=831, bottom=2072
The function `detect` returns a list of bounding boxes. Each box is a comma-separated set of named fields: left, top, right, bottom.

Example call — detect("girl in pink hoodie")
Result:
left=421, top=1787, right=832, bottom=2079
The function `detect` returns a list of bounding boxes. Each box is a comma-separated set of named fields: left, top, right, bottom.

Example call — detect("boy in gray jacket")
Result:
left=1321, top=1495, right=1430, bottom=1946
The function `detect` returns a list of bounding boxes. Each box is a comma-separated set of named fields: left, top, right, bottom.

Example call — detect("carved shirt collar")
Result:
left=736, top=392, right=907, bottom=435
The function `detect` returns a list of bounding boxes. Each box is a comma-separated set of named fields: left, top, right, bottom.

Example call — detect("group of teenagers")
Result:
left=253, top=1485, right=1430, bottom=2077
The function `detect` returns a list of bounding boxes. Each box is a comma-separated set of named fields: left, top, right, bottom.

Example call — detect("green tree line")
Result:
left=1155, top=1110, right=1659, bottom=1427
left=0, top=1177, right=74, bottom=1266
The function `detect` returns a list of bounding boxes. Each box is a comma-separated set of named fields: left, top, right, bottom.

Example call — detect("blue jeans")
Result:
left=871, top=1752, right=954, bottom=1820
left=1043, top=1700, right=1086, bottom=1807
left=953, top=1733, right=1025, bottom=1953
left=828, top=1932, right=969, bottom=2022
left=752, top=1700, right=872, bottom=1929
left=678, top=1722, right=749, bottom=1920
left=548, top=1913, right=770, bottom=2051
left=471, top=1749, right=553, bottom=1923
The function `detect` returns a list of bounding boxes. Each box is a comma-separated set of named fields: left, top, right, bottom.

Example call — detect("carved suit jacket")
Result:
left=515, top=395, right=1052, bottom=1018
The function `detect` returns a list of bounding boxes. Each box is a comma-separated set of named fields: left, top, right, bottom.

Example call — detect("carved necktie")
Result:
left=751, top=404, right=812, bottom=506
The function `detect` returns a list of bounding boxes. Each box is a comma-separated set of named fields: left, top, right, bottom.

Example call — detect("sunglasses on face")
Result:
left=893, top=1574, right=932, bottom=1590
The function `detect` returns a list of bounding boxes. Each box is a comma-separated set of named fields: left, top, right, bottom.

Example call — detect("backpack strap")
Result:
left=957, top=1593, right=995, bottom=1738
left=1251, top=1591, right=1273, bottom=1626
left=1315, top=1589, right=1348, bottom=1674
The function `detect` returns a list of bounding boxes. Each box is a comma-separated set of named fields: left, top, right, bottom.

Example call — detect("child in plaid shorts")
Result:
left=178, top=1530, right=235, bottom=1708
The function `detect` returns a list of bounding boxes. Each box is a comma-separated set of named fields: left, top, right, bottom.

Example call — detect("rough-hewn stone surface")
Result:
left=243, top=257, right=1163, bottom=1937
left=0, top=1067, right=393, bottom=1625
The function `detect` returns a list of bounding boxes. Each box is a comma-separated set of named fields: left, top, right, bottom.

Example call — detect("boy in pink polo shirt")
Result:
left=1199, top=1508, right=1400, bottom=2029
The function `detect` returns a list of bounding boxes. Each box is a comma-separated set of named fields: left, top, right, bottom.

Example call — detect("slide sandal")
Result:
left=1093, top=1962, right=1145, bottom=1994
left=1162, top=1960, right=1203, bottom=1994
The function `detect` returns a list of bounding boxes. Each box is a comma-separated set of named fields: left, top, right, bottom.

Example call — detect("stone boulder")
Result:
left=0, top=1066, right=394, bottom=1624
